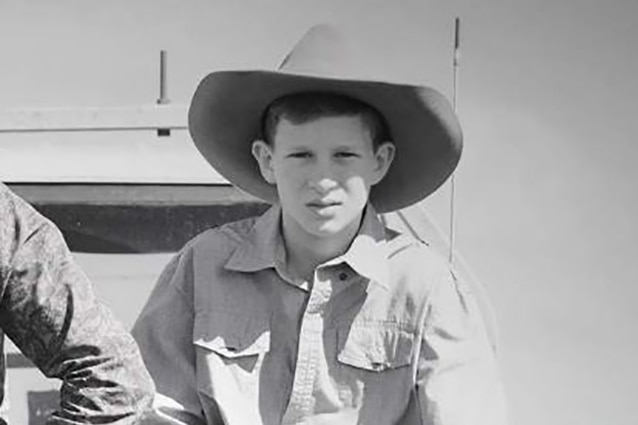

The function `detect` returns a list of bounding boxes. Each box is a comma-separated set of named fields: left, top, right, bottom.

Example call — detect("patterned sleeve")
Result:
left=0, top=184, right=155, bottom=424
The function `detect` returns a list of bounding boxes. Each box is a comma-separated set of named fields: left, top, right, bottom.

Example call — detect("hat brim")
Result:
left=188, top=70, right=462, bottom=213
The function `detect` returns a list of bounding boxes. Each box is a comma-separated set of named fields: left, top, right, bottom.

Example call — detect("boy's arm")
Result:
left=415, top=268, right=507, bottom=425
left=132, top=250, right=207, bottom=425
left=0, top=185, right=154, bottom=424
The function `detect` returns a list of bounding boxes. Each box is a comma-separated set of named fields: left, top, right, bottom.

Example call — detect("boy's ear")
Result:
left=371, top=141, right=395, bottom=185
left=251, top=140, right=276, bottom=184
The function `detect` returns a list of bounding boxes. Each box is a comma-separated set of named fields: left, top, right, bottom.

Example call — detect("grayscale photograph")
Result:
left=0, top=1, right=636, bottom=424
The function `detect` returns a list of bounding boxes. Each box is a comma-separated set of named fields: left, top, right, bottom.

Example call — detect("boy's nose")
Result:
left=309, top=176, right=338, bottom=193
left=307, top=158, right=340, bottom=192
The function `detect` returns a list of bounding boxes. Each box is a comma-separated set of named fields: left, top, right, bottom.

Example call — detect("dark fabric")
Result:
left=0, top=183, right=154, bottom=424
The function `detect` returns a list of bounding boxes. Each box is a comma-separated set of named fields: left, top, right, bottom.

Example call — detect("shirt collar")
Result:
left=224, top=205, right=284, bottom=272
left=334, top=205, right=390, bottom=290
left=224, top=204, right=390, bottom=290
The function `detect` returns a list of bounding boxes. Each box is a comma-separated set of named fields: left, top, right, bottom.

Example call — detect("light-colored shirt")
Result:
left=0, top=183, right=155, bottom=424
left=133, top=205, right=506, bottom=425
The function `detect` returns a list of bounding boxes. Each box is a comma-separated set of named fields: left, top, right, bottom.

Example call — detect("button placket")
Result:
left=281, top=270, right=332, bottom=424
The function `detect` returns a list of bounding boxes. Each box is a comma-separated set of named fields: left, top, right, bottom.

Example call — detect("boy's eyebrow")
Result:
left=283, top=146, right=313, bottom=151
left=333, top=145, right=360, bottom=149
left=332, top=144, right=367, bottom=151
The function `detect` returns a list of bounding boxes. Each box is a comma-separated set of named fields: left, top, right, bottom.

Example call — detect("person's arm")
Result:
left=132, top=249, right=207, bottom=425
left=416, top=267, right=507, bottom=425
left=0, top=186, right=154, bottom=424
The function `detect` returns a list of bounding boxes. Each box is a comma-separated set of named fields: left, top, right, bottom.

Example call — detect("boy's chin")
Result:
left=310, top=220, right=357, bottom=239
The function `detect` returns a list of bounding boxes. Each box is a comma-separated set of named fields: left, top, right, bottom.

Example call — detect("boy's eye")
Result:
left=288, top=152, right=312, bottom=159
left=335, top=151, right=359, bottom=158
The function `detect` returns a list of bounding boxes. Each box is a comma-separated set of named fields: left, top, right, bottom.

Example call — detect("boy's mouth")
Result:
left=306, top=200, right=342, bottom=210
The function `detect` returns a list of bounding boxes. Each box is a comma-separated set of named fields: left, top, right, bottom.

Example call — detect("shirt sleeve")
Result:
left=0, top=185, right=155, bottom=424
left=131, top=249, right=207, bottom=425
left=416, top=267, right=508, bottom=425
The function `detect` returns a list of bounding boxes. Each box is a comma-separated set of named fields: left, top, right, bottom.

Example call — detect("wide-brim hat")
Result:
left=189, top=24, right=462, bottom=213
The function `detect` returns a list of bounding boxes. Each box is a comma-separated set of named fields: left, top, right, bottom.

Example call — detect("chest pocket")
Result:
left=193, top=311, right=271, bottom=378
left=194, top=311, right=270, bottom=356
left=337, top=323, right=415, bottom=372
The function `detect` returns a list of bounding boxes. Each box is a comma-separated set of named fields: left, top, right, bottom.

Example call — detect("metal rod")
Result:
left=448, top=17, right=461, bottom=265
left=0, top=125, right=187, bottom=134
left=157, top=50, right=170, bottom=104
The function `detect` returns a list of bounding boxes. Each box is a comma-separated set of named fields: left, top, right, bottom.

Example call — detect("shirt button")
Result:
left=338, top=272, right=348, bottom=281
left=371, top=362, right=384, bottom=371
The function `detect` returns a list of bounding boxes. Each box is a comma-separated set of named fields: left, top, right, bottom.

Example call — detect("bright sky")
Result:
left=2, top=1, right=638, bottom=424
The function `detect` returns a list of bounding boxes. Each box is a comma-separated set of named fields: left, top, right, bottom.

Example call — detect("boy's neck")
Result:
left=280, top=213, right=363, bottom=281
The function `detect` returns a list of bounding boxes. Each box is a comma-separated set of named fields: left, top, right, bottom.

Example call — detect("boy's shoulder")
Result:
left=382, top=226, right=452, bottom=294
left=385, top=226, right=448, bottom=270
left=177, top=212, right=268, bottom=271
left=184, top=214, right=261, bottom=252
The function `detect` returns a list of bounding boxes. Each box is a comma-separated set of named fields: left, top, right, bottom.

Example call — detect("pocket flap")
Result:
left=337, top=324, right=415, bottom=372
left=193, top=311, right=270, bottom=358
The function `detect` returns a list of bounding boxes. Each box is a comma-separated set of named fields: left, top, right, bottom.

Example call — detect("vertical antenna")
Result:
left=157, top=50, right=170, bottom=105
left=448, top=17, right=461, bottom=265
left=156, top=50, right=171, bottom=136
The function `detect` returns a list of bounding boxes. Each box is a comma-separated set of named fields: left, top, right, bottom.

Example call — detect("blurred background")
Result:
left=1, top=0, right=638, bottom=424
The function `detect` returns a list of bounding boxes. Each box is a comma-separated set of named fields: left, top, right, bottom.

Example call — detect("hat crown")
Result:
left=189, top=24, right=463, bottom=213
left=277, top=25, right=360, bottom=79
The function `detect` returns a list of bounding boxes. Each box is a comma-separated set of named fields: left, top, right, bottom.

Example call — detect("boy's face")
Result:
left=252, top=114, right=394, bottom=242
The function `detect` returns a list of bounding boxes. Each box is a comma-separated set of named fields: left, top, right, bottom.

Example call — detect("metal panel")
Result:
left=8, top=183, right=269, bottom=253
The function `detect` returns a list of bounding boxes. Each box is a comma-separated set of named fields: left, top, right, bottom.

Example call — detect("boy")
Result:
left=0, top=182, right=154, bottom=424
left=133, top=25, right=506, bottom=424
